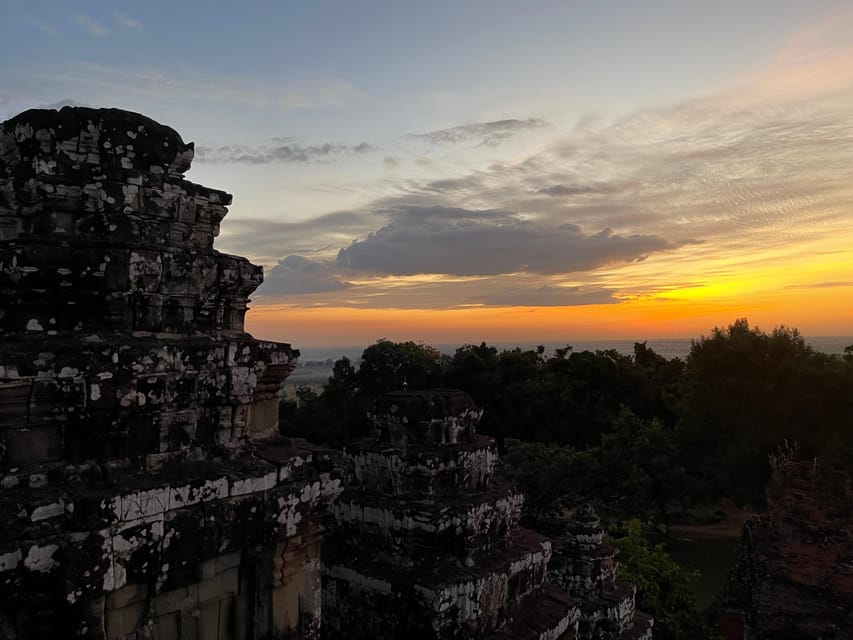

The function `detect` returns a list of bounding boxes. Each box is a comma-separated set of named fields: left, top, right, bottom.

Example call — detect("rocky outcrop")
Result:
left=0, top=107, right=342, bottom=639
left=322, top=389, right=581, bottom=639
left=720, top=462, right=853, bottom=639
left=548, top=505, right=652, bottom=639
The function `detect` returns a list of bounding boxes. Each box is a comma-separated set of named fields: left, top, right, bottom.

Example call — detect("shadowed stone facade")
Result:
left=0, top=107, right=342, bottom=639
left=548, top=506, right=653, bottom=639
left=720, top=462, right=853, bottom=639
left=322, top=389, right=581, bottom=639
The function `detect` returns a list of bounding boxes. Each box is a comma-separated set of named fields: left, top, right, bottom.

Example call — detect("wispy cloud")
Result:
left=115, top=11, right=143, bottom=30
left=74, top=14, right=109, bottom=37
left=196, top=140, right=375, bottom=164
left=472, top=285, right=618, bottom=307
left=409, top=118, right=547, bottom=146
left=21, top=15, right=58, bottom=35
left=256, top=69, right=853, bottom=307
left=784, top=281, right=853, bottom=290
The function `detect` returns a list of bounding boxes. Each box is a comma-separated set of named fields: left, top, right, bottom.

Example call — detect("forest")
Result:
left=279, top=319, right=853, bottom=638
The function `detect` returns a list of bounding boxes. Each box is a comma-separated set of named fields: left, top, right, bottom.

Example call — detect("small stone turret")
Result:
left=549, top=505, right=653, bottom=639
left=0, top=107, right=341, bottom=639
left=323, top=389, right=580, bottom=639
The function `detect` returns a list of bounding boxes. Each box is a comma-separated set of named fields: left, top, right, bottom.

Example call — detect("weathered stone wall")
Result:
left=548, top=505, right=652, bottom=639
left=322, top=390, right=580, bottom=640
left=0, top=107, right=342, bottom=639
left=720, top=462, right=853, bottom=639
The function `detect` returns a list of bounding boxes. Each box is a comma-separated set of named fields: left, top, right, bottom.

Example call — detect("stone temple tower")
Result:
left=548, top=505, right=653, bottom=639
left=0, top=107, right=341, bottom=639
left=322, top=389, right=581, bottom=639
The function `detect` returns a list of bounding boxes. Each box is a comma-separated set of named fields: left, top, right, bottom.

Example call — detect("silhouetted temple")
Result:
left=549, top=505, right=652, bottom=638
left=323, top=389, right=580, bottom=638
left=0, top=107, right=341, bottom=639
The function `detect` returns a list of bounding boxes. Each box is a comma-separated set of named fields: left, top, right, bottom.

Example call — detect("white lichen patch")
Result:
left=0, top=549, right=23, bottom=573
left=31, top=499, right=67, bottom=522
left=24, top=543, right=59, bottom=573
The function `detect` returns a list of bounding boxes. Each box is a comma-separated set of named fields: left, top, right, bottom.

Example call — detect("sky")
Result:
left=2, top=1, right=852, bottom=347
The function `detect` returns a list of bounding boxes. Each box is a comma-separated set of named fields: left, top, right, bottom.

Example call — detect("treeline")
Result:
left=281, top=319, right=853, bottom=511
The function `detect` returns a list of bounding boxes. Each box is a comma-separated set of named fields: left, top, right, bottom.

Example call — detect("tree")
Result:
left=281, top=341, right=447, bottom=446
left=356, top=339, right=444, bottom=396
left=598, top=409, right=686, bottom=531
left=609, top=520, right=717, bottom=639
left=679, top=318, right=853, bottom=503
left=499, top=438, right=594, bottom=522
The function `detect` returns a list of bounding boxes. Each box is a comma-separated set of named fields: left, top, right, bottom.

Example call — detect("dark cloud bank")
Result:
left=334, top=206, right=680, bottom=276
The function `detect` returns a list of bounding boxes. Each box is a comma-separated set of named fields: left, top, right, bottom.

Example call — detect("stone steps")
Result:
left=348, top=434, right=499, bottom=498
left=486, top=583, right=579, bottom=640
left=323, top=528, right=555, bottom=638
left=330, top=480, right=524, bottom=561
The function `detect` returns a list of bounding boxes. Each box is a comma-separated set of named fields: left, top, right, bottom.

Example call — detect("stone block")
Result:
left=0, top=106, right=342, bottom=640
left=105, top=599, right=147, bottom=640
left=198, top=566, right=239, bottom=603
left=5, top=424, right=62, bottom=466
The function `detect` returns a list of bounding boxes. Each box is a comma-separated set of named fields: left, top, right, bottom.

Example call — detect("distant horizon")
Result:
left=290, top=334, right=853, bottom=362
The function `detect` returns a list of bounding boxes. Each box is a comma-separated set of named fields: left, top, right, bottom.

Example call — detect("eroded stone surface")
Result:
left=720, top=462, right=853, bottom=639
left=323, top=389, right=582, bottom=639
left=548, top=505, right=653, bottom=639
left=0, top=107, right=342, bottom=639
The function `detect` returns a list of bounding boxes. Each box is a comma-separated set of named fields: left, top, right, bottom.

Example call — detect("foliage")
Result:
left=678, top=318, right=853, bottom=503
left=356, top=339, right=445, bottom=397
left=280, top=341, right=446, bottom=445
left=499, top=439, right=594, bottom=522
left=609, top=520, right=718, bottom=639
left=283, top=323, right=853, bottom=515
left=597, top=409, right=686, bottom=530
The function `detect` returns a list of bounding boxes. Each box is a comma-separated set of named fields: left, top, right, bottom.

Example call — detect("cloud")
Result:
left=258, top=255, right=352, bottom=296
left=784, top=281, right=853, bottom=289
left=233, top=75, right=853, bottom=310
left=216, top=211, right=382, bottom=267
left=195, top=140, right=376, bottom=164
left=335, top=205, right=681, bottom=276
left=115, top=12, right=143, bottom=30
left=74, top=14, right=109, bottom=36
left=537, top=183, right=616, bottom=197
left=472, top=286, right=618, bottom=307
left=21, top=15, right=58, bottom=35
left=409, top=118, right=547, bottom=146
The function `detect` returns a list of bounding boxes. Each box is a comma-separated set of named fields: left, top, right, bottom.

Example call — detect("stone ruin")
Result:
left=0, top=107, right=342, bottom=639
left=720, top=461, right=853, bottom=639
left=323, top=389, right=580, bottom=639
left=548, top=505, right=652, bottom=639
left=0, top=106, right=653, bottom=640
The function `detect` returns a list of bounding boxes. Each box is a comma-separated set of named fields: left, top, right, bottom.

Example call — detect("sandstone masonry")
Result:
left=720, top=462, right=853, bottom=639
left=323, top=389, right=580, bottom=639
left=0, top=107, right=342, bottom=639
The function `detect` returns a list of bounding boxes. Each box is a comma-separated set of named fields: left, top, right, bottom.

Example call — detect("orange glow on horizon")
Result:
left=246, top=238, right=853, bottom=347
left=246, top=282, right=853, bottom=347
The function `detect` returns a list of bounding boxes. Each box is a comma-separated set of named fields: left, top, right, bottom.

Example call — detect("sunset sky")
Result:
left=2, top=1, right=852, bottom=346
